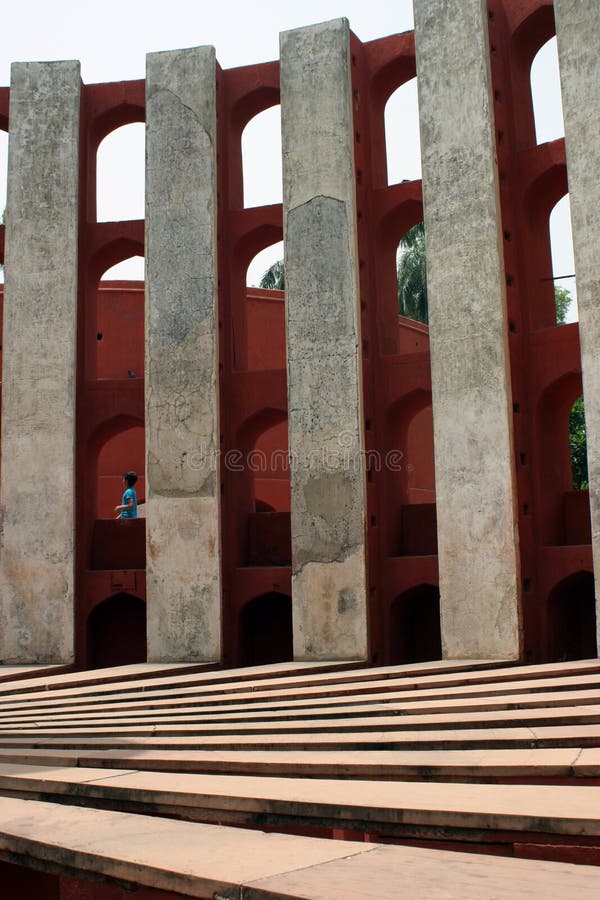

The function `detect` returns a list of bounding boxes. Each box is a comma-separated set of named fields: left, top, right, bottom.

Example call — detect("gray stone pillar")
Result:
left=414, top=0, right=521, bottom=659
left=554, top=0, right=600, bottom=652
left=145, top=47, right=221, bottom=662
left=0, top=62, right=81, bottom=664
left=280, top=19, right=368, bottom=661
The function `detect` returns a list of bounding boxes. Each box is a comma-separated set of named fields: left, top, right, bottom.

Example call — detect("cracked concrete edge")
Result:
left=280, top=20, right=368, bottom=662
left=0, top=60, right=81, bottom=665
left=145, top=46, right=222, bottom=662
left=414, top=0, right=521, bottom=661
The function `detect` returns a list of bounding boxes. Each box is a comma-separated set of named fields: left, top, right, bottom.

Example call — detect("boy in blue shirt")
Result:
left=115, top=471, right=138, bottom=519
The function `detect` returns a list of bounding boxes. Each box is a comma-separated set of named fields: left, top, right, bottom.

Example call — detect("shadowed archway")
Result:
left=546, top=572, right=597, bottom=662
left=389, top=584, right=442, bottom=665
left=240, top=592, right=293, bottom=667
left=87, top=593, right=146, bottom=669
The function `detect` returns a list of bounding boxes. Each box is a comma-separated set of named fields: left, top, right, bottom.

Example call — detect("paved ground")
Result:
left=1, top=658, right=600, bottom=896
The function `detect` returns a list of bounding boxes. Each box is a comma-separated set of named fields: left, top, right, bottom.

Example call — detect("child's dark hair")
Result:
left=123, top=471, right=138, bottom=487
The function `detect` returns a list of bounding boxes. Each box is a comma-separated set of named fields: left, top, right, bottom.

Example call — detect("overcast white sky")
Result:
left=0, top=0, right=577, bottom=320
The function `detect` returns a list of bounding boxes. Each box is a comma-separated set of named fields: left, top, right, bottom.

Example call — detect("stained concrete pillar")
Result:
left=414, top=0, right=521, bottom=659
left=554, top=0, right=600, bottom=652
left=145, top=47, right=221, bottom=661
left=0, top=62, right=81, bottom=664
left=280, top=19, right=368, bottom=661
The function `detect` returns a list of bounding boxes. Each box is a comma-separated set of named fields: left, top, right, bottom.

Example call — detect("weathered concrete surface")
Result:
left=0, top=797, right=372, bottom=899
left=280, top=19, right=368, bottom=661
left=414, top=0, right=521, bottom=659
left=1, top=799, right=600, bottom=900
left=0, top=62, right=81, bottom=664
left=5, top=764, right=600, bottom=837
left=145, top=47, right=221, bottom=661
left=554, top=0, right=600, bottom=655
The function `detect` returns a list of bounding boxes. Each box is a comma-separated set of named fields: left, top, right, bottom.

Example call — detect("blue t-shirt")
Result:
left=121, top=486, right=138, bottom=519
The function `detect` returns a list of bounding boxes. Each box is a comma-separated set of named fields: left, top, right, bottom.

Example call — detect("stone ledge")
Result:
left=0, top=746, right=598, bottom=782
left=0, top=797, right=599, bottom=899
left=0, top=764, right=599, bottom=839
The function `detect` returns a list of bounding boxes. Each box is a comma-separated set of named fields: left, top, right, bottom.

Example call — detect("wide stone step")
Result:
left=0, top=658, right=365, bottom=698
left=1, top=687, right=600, bottom=729
left=1, top=703, right=600, bottom=739
left=0, top=658, right=514, bottom=707
left=2, top=723, right=600, bottom=751
left=0, top=664, right=70, bottom=684
left=2, top=669, right=600, bottom=722
left=1, top=796, right=598, bottom=899
left=0, top=746, right=598, bottom=783
left=0, top=763, right=600, bottom=848
left=0, top=659, right=600, bottom=708
left=2, top=657, right=600, bottom=882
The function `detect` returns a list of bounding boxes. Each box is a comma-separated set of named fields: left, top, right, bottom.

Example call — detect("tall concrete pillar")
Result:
left=554, top=0, right=600, bottom=652
left=414, top=0, right=521, bottom=659
left=0, top=62, right=81, bottom=664
left=145, top=47, right=221, bottom=662
left=280, top=19, right=368, bottom=661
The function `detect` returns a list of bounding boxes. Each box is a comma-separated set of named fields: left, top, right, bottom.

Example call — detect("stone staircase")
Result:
left=1, top=658, right=600, bottom=897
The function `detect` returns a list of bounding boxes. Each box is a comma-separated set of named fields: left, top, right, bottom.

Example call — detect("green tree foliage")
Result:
left=570, top=396, right=589, bottom=490
left=259, top=258, right=285, bottom=290
left=554, top=284, right=573, bottom=325
left=553, top=287, right=588, bottom=490
left=397, top=221, right=428, bottom=324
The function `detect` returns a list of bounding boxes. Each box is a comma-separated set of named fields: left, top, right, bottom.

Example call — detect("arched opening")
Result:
left=101, top=256, right=145, bottom=281
left=406, top=404, right=435, bottom=504
left=96, top=425, right=145, bottom=519
left=376, top=199, right=425, bottom=354
left=246, top=241, right=284, bottom=289
left=388, top=584, right=441, bottom=664
left=88, top=593, right=146, bottom=668
left=80, top=236, right=146, bottom=650
left=245, top=240, right=286, bottom=371
left=252, top=418, right=290, bottom=514
left=537, top=374, right=590, bottom=546
left=569, top=396, right=588, bottom=491
left=550, top=195, right=577, bottom=324
left=386, top=391, right=436, bottom=557
left=546, top=572, right=596, bottom=662
left=237, top=409, right=291, bottom=568
left=96, top=122, right=145, bottom=222
left=397, top=221, right=427, bottom=324
left=385, top=78, right=421, bottom=186
left=530, top=37, right=565, bottom=146
left=522, top=164, right=568, bottom=329
left=561, top=395, right=590, bottom=547
left=240, top=592, right=293, bottom=666
left=242, top=106, right=282, bottom=209
left=88, top=417, right=145, bottom=572
left=94, top=254, right=144, bottom=380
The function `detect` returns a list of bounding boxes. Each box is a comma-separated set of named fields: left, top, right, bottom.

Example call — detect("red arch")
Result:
left=536, top=372, right=584, bottom=547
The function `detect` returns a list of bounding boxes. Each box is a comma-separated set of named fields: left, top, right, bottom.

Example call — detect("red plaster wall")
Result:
left=94, top=280, right=144, bottom=380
